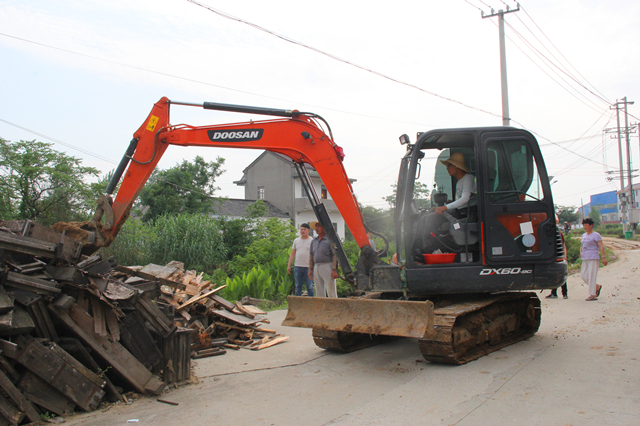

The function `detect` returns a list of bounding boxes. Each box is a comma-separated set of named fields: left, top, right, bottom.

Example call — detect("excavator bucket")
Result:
left=282, top=296, right=434, bottom=338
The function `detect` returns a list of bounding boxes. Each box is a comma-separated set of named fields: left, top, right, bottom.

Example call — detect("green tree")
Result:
left=383, top=182, right=430, bottom=209
left=138, top=156, right=225, bottom=221
left=227, top=217, right=297, bottom=277
left=588, top=207, right=602, bottom=227
left=217, top=201, right=268, bottom=262
left=556, top=205, right=580, bottom=225
left=0, top=139, right=99, bottom=224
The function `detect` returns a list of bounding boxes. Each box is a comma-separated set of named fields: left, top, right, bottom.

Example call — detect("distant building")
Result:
left=589, top=190, right=619, bottom=224
left=234, top=152, right=356, bottom=239
left=209, top=198, right=289, bottom=221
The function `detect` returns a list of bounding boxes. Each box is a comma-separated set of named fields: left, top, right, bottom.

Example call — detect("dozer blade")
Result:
left=282, top=296, right=434, bottom=338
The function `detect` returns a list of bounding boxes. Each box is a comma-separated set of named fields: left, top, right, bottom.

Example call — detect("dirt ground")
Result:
left=62, top=239, right=640, bottom=426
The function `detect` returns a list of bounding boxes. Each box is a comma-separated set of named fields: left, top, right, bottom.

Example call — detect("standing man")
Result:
left=308, top=221, right=339, bottom=298
left=287, top=223, right=314, bottom=297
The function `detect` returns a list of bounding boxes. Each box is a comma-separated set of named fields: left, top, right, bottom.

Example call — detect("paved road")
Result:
left=65, top=242, right=640, bottom=426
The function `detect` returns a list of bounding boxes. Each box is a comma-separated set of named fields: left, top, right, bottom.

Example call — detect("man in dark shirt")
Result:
left=308, top=222, right=338, bottom=297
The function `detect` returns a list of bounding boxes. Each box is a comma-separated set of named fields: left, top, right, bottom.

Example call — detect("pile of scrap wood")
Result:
left=0, top=219, right=288, bottom=422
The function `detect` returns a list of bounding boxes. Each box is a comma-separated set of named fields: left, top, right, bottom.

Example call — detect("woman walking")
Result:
left=580, top=218, right=607, bottom=301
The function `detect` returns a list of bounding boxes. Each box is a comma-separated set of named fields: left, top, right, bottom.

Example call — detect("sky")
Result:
left=1, top=0, right=639, bottom=212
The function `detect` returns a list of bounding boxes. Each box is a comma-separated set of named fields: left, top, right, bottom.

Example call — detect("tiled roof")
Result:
left=211, top=198, right=290, bottom=219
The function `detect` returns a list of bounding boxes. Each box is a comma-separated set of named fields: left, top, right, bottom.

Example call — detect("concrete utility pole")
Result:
left=482, top=4, right=520, bottom=126
left=623, top=97, right=636, bottom=236
left=612, top=100, right=626, bottom=232
left=609, top=98, right=636, bottom=234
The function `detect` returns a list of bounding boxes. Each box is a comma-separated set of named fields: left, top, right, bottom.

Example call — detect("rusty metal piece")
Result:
left=282, top=296, right=434, bottom=338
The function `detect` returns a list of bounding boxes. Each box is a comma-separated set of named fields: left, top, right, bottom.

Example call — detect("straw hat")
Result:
left=440, top=152, right=470, bottom=173
left=309, top=221, right=322, bottom=230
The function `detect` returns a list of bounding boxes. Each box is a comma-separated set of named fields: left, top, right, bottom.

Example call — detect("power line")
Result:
left=504, top=20, right=607, bottom=109
left=519, top=5, right=611, bottom=105
left=185, top=0, right=504, bottom=121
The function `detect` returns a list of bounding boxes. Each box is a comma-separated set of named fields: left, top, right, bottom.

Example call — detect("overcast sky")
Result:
left=1, top=0, right=639, bottom=211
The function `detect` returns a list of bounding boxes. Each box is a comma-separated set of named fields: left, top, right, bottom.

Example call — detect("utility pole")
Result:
left=623, top=97, right=636, bottom=236
left=612, top=100, right=627, bottom=232
left=609, top=98, right=636, bottom=235
left=482, top=3, right=520, bottom=126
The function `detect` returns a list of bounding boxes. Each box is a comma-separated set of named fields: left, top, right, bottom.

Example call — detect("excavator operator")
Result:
left=420, top=152, right=476, bottom=254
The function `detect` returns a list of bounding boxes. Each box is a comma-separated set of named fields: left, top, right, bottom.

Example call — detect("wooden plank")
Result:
left=0, top=219, right=83, bottom=263
left=242, top=304, right=267, bottom=316
left=0, top=369, right=40, bottom=422
left=135, top=293, right=176, bottom=337
left=14, top=337, right=105, bottom=411
left=105, top=308, right=120, bottom=342
left=234, top=302, right=255, bottom=318
left=0, top=231, right=59, bottom=259
left=177, top=286, right=227, bottom=311
left=37, top=300, right=59, bottom=341
left=91, top=297, right=107, bottom=337
left=141, top=263, right=182, bottom=280
left=119, top=312, right=162, bottom=370
left=115, top=265, right=186, bottom=291
left=57, top=337, right=124, bottom=403
left=0, top=305, right=35, bottom=336
left=46, top=343, right=107, bottom=390
left=49, top=302, right=165, bottom=395
left=0, top=289, right=12, bottom=316
left=210, top=294, right=236, bottom=312
left=18, top=372, right=75, bottom=416
left=251, top=335, right=290, bottom=351
left=0, top=391, right=24, bottom=425
left=210, top=309, right=265, bottom=326
left=5, top=271, right=60, bottom=295
left=0, top=354, right=20, bottom=384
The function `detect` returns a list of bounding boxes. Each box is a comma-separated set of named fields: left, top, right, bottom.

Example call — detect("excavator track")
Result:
left=418, top=292, right=541, bottom=365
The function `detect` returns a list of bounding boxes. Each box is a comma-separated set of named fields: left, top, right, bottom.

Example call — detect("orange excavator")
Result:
left=57, top=97, right=567, bottom=364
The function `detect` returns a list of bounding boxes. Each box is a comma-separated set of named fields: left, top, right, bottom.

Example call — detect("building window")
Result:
left=321, top=185, right=328, bottom=199
left=257, top=186, right=265, bottom=200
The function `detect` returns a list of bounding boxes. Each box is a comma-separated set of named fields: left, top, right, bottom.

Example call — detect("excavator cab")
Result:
left=392, top=127, right=566, bottom=297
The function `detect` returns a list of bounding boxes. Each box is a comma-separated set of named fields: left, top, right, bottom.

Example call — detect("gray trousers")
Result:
left=313, top=262, right=337, bottom=298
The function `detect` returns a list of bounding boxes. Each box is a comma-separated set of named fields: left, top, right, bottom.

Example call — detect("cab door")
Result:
left=480, top=130, right=557, bottom=264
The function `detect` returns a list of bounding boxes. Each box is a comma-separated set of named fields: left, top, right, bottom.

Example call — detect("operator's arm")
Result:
left=445, top=174, right=475, bottom=211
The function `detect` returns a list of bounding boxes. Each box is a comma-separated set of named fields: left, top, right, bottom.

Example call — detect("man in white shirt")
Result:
left=421, top=152, right=476, bottom=253
left=287, top=223, right=314, bottom=296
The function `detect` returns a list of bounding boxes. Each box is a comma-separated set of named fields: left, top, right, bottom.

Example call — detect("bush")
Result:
left=100, top=219, right=157, bottom=266
left=152, top=213, right=227, bottom=273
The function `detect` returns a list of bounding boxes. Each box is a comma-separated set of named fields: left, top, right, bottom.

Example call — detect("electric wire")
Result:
left=503, top=20, right=605, bottom=111
left=186, top=0, right=504, bottom=121
left=1, top=4, right=628, bottom=203
left=519, top=5, right=611, bottom=104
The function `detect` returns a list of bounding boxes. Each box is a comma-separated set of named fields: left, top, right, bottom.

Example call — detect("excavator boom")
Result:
left=54, top=97, right=370, bottom=255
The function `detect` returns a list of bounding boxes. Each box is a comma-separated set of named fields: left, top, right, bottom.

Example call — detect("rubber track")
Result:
left=418, top=292, right=541, bottom=364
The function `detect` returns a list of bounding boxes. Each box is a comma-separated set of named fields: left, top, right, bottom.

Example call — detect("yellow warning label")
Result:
left=146, top=115, right=159, bottom=131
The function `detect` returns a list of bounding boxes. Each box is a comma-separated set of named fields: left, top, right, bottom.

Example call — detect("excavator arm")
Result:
left=55, top=97, right=370, bottom=260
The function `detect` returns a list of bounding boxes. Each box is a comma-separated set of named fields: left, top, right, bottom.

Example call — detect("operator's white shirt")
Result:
left=445, top=173, right=476, bottom=211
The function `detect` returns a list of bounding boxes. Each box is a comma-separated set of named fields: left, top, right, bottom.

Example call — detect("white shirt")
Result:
left=445, top=173, right=476, bottom=210
left=291, top=237, right=312, bottom=267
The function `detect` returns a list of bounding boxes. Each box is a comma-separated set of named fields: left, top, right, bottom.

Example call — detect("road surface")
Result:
left=64, top=239, right=640, bottom=425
